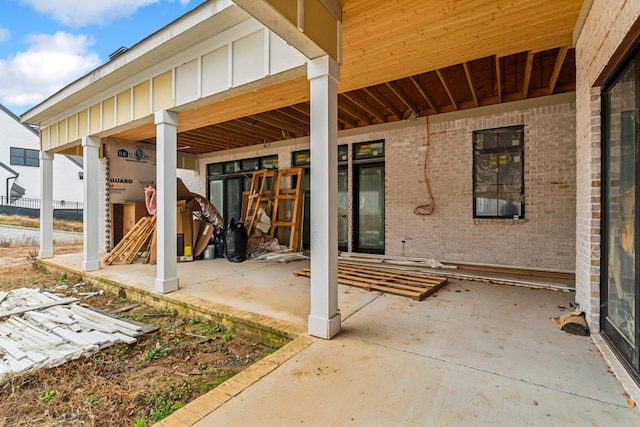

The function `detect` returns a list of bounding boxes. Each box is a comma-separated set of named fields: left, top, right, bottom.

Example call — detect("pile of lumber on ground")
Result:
left=294, top=259, right=448, bottom=301
left=103, top=215, right=156, bottom=265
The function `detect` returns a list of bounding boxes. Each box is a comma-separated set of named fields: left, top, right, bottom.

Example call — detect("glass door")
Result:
left=354, top=163, right=385, bottom=253
left=338, top=166, right=348, bottom=251
left=602, top=49, right=640, bottom=383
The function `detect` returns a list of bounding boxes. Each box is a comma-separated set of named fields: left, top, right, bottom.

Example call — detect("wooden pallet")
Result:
left=293, top=262, right=447, bottom=301
left=104, top=215, right=156, bottom=265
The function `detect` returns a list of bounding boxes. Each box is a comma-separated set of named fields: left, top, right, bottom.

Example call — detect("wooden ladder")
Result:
left=270, top=168, right=305, bottom=251
left=244, top=169, right=276, bottom=236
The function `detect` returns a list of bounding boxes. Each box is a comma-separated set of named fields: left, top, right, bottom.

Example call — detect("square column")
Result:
left=154, top=110, right=179, bottom=293
left=39, top=151, right=54, bottom=259
left=82, top=136, right=100, bottom=271
left=307, top=55, right=341, bottom=339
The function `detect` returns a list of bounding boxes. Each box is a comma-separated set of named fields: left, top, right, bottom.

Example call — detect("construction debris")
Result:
left=294, top=261, right=448, bottom=301
left=0, top=288, right=154, bottom=382
left=103, top=215, right=156, bottom=265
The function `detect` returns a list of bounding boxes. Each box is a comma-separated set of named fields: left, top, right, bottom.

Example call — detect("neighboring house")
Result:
left=0, top=104, right=83, bottom=206
left=19, top=0, right=640, bottom=388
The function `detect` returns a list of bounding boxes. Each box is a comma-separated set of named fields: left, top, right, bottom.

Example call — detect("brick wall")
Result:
left=341, top=95, right=576, bottom=271
left=195, top=95, right=576, bottom=271
left=575, top=0, right=640, bottom=331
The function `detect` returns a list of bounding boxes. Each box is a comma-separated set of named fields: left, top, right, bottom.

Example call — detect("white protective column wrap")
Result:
left=39, top=151, right=54, bottom=259
left=82, top=136, right=100, bottom=271
left=154, top=111, right=179, bottom=293
left=307, top=55, right=341, bottom=339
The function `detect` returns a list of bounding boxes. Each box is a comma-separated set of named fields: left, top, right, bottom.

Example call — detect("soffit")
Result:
left=115, top=0, right=582, bottom=155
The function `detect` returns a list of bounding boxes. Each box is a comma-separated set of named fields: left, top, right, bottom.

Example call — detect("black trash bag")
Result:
left=224, top=219, right=248, bottom=263
left=213, top=228, right=226, bottom=259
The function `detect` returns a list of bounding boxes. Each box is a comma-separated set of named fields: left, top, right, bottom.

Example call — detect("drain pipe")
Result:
left=0, top=161, right=19, bottom=204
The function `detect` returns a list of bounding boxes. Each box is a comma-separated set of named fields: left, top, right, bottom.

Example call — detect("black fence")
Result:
left=0, top=196, right=83, bottom=210
left=0, top=197, right=83, bottom=221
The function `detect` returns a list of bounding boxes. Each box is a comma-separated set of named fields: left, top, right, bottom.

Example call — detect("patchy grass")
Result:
left=0, top=214, right=83, bottom=232
left=0, top=246, right=275, bottom=426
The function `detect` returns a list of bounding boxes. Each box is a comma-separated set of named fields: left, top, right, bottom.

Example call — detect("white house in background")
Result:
left=0, top=104, right=83, bottom=205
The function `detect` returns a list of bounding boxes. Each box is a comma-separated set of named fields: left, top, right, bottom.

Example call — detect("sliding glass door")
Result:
left=602, top=46, right=640, bottom=384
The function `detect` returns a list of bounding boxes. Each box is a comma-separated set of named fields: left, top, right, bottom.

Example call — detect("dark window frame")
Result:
left=472, top=126, right=525, bottom=219
left=10, top=147, right=39, bottom=167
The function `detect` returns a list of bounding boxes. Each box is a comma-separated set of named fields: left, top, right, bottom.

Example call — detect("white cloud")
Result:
left=19, top=0, right=160, bottom=27
left=0, top=26, right=10, bottom=42
left=0, top=31, right=101, bottom=110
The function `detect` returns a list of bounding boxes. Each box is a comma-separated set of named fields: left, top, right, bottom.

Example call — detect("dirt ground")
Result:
left=0, top=243, right=274, bottom=427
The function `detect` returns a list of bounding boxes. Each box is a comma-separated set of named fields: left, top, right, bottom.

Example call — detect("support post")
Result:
left=82, top=136, right=100, bottom=271
left=39, top=151, right=54, bottom=259
left=154, top=110, right=179, bottom=293
left=307, top=55, right=341, bottom=339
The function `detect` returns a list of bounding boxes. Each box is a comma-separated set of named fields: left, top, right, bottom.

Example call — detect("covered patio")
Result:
left=38, top=251, right=640, bottom=426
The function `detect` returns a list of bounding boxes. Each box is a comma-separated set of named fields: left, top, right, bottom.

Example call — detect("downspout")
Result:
left=0, top=161, right=19, bottom=204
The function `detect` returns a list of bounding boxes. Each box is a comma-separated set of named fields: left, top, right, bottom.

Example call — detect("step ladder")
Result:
left=270, top=168, right=305, bottom=252
left=244, top=169, right=276, bottom=236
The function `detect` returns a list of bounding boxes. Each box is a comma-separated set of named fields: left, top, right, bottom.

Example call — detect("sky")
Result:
left=0, top=0, right=205, bottom=116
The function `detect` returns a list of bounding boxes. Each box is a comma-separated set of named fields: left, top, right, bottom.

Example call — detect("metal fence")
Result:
left=0, top=196, right=83, bottom=210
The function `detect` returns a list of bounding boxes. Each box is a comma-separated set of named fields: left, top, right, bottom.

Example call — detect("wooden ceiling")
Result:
left=116, top=0, right=583, bottom=155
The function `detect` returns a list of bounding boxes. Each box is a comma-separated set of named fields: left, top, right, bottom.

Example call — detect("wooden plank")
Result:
left=294, top=263, right=448, bottom=301
left=0, top=297, right=78, bottom=320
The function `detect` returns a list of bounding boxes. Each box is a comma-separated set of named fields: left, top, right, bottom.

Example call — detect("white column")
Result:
left=82, top=136, right=100, bottom=271
left=154, top=110, right=179, bottom=293
left=307, top=55, right=341, bottom=339
left=39, top=151, right=54, bottom=259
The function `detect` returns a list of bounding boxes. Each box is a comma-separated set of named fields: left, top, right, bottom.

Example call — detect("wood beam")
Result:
left=409, top=76, right=439, bottom=114
left=435, top=69, right=458, bottom=111
left=548, top=46, right=569, bottom=95
left=385, top=81, right=421, bottom=118
left=216, top=121, right=282, bottom=141
left=495, top=55, right=502, bottom=103
left=262, top=111, right=309, bottom=133
left=523, top=50, right=534, bottom=99
left=252, top=112, right=305, bottom=135
left=462, top=62, right=478, bottom=107
left=338, top=94, right=372, bottom=124
left=342, top=91, right=387, bottom=122
left=337, top=110, right=359, bottom=128
left=237, top=117, right=288, bottom=139
left=363, top=87, right=404, bottom=119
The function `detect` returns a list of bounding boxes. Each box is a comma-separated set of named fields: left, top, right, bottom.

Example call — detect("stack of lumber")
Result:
left=0, top=288, right=153, bottom=381
left=294, top=260, right=448, bottom=301
left=104, top=215, right=156, bottom=265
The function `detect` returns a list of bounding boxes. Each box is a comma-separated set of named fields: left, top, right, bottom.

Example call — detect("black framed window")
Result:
left=206, top=155, right=278, bottom=225
left=473, top=126, right=524, bottom=218
left=10, top=147, right=39, bottom=167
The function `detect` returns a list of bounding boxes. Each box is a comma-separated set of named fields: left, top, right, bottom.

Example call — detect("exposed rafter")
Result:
left=549, top=46, right=569, bottom=95
left=162, top=46, right=576, bottom=155
left=409, top=76, right=439, bottom=114
left=523, top=50, right=534, bottom=99
left=495, top=55, right=502, bottom=103
left=386, top=81, right=421, bottom=118
left=436, top=69, right=458, bottom=111
left=462, top=62, right=478, bottom=107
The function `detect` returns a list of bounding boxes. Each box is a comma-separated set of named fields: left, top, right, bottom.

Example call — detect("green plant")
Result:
left=132, top=415, right=147, bottom=427
left=145, top=345, right=171, bottom=362
left=172, top=338, right=182, bottom=346
left=222, top=331, right=232, bottom=341
left=53, top=272, right=67, bottom=283
left=146, top=391, right=184, bottom=421
left=83, top=393, right=100, bottom=405
left=41, top=390, right=56, bottom=402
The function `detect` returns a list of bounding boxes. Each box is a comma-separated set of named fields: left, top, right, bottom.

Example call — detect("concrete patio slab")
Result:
left=41, top=252, right=640, bottom=426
